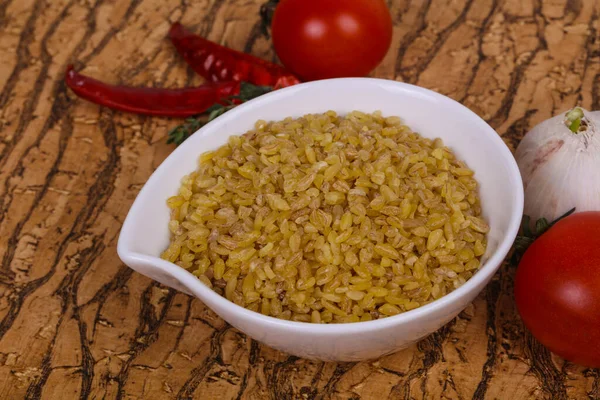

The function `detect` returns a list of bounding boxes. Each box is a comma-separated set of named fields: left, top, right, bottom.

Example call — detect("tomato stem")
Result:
left=511, top=207, right=576, bottom=264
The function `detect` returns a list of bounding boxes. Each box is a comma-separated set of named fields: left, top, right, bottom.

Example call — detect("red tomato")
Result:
left=271, top=0, right=393, bottom=81
left=514, top=211, right=600, bottom=367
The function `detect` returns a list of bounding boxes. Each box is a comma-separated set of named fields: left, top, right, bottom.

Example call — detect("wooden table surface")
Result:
left=1, top=0, right=599, bottom=398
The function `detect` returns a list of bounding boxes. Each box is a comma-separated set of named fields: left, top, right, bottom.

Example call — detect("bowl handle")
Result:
left=118, top=252, right=195, bottom=296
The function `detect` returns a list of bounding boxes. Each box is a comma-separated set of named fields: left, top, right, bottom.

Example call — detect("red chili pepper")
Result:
left=64, top=65, right=241, bottom=117
left=169, top=22, right=301, bottom=89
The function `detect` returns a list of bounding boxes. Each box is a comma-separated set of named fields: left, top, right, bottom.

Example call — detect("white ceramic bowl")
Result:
left=117, top=78, right=523, bottom=362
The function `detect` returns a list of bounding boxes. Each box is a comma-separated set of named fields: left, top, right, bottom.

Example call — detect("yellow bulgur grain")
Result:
left=162, top=111, right=488, bottom=323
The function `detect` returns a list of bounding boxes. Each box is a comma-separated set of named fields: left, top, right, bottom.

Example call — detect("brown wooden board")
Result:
left=0, top=0, right=599, bottom=398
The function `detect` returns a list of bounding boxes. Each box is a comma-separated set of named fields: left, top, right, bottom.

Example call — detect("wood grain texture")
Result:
left=0, top=0, right=599, bottom=398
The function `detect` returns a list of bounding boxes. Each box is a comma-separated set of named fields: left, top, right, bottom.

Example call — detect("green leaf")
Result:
left=205, top=104, right=223, bottom=113
left=535, top=218, right=549, bottom=236
left=208, top=106, right=227, bottom=121
left=239, top=82, right=272, bottom=100
left=167, top=117, right=205, bottom=145
left=513, top=236, right=535, bottom=251
left=166, top=82, right=273, bottom=146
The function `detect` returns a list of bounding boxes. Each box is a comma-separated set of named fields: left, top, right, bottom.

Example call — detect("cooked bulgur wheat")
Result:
left=162, top=111, right=489, bottom=323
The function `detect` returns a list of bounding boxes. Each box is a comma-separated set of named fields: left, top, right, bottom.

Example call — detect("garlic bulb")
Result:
left=515, top=107, right=600, bottom=223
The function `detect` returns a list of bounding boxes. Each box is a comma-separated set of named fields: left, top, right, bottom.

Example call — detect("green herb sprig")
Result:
left=167, top=82, right=272, bottom=145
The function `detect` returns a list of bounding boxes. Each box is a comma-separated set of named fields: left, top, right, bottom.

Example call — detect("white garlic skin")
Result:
left=515, top=108, right=600, bottom=223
